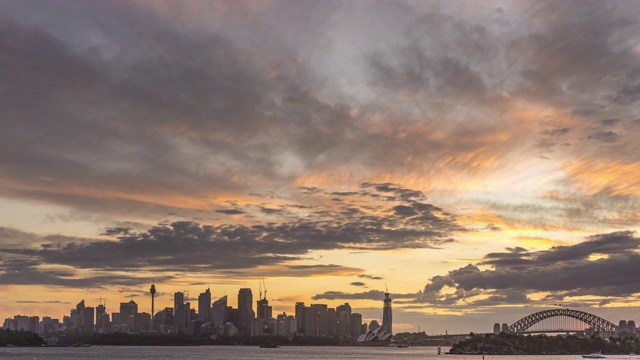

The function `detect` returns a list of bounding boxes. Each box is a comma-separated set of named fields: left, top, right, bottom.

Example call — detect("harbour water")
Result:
left=0, top=346, right=635, bottom=360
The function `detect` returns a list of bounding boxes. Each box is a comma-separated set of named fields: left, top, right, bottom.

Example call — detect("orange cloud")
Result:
left=564, top=159, right=640, bottom=197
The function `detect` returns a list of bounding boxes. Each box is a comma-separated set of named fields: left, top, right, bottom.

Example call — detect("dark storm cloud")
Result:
left=0, top=0, right=365, bottom=217
left=611, top=82, right=640, bottom=105
left=350, top=282, right=366, bottom=287
left=420, top=231, right=640, bottom=305
left=0, top=259, right=170, bottom=289
left=0, top=184, right=462, bottom=278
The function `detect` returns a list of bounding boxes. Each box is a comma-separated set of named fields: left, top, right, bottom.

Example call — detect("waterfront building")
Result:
left=501, top=323, right=509, bottom=333
left=336, top=303, right=352, bottom=337
left=628, top=320, right=636, bottom=335
left=350, top=313, right=363, bottom=338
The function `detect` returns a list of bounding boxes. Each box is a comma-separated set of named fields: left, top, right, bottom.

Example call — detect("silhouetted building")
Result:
left=257, top=297, right=272, bottom=321
left=237, top=288, right=254, bottom=333
left=337, top=303, right=352, bottom=338
left=96, top=304, right=108, bottom=332
left=295, top=302, right=306, bottom=334
left=149, top=284, right=156, bottom=330
left=327, top=308, right=337, bottom=336
left=198, top=288, right=212, bottom=323
left=120, top=300, right=138, bottom=326
left=311, top=304, right=328, bottom=336
left=628, top=320, right=636, bottom=335
left=382, top=292, right=392, bottom=334
left=369, top=320, right=380, bottom=332
left=212, top=296, right=227, bottom=327
left=350, top=313, right=363, bottom=338
left=82, top=307, right=94, bottom=333
left=174, top=292, right=189, bottom=331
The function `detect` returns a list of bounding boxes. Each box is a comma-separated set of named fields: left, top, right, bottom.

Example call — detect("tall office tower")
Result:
left=349, top=313, right=363, bottom=338
left=337, top=308, right=348, bottom=337
left=82, top=307, right=95, bottom=333
left=198, top=288, right=212, bottom=322
left=120, top=300, right=138, bottom=324
left=27, top=316, right=39, bottom=333
left=120, top=300, right=138, bottom=325
left=237, top=288, right=253, bottom=333
left=382, top=291, right=392, bottom=334
left=174, top=292, right=184, bottom=315
left=304, top=306, right=315, bottom=336
left=96, top=304, right=106, bottom=330
left=336, top=303, right=351, bottom=337
left=295, top=302, right=306, bottom=334
left=76, top=300, right=85, bottom=313
left=174, top=292, right=187, bottom=330
left=256, top=297, right=271, bottom=320
left=327, top=308, right=336, bottom=336
left=212, top=296, right=227, bottom=327
left=628, top=320, right=637, bottom=335
left=311, top=304, right=328, bottom=336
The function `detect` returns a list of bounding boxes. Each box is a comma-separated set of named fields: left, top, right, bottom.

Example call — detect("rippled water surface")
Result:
left=0, top=346, right=635, bottom=359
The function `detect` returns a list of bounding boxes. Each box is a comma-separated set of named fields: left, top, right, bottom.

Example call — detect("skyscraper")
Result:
left=295, top=302, right=306, bottom=334
left=174, top=292, right=188, bottom=330
left=82, top=307, right=95, bottom=333
left=212, top=295, right=227, bottom=327
left=120, top=300, right=138, bottom=325
left=198, top=288, right=212, bottom=322
left=237, top=288, right=253, bottom=333
left=256, top=297, right=271, bottom=320
left=382, top=291, right=392, bottom=334
left=96, top=304, right=107, bottom=332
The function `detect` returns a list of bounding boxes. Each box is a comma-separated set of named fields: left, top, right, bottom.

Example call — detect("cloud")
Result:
left=419, top=231, right=640, bottom=305
left=0, top=183, right=462, bottom=284
left=215, top=209, right=245, bottom=215
left=350, top=282, right=366, bottom=287
left=358, top=274, right=384, bottom=280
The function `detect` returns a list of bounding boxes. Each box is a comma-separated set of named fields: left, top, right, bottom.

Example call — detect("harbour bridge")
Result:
left=507, top=309, right=617, bottom=334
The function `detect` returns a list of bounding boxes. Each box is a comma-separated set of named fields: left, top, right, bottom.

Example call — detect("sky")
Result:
left=1, top=0, right=640, bottom=334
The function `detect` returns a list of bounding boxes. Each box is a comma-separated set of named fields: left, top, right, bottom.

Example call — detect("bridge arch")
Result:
left=508, top=309, right=617, bottom=333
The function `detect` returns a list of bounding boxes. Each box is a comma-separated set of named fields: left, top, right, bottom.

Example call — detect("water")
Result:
left=0, top=346, right=635, bottom=359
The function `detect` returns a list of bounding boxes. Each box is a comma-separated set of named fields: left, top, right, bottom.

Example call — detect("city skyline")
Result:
left=2, top=0, right=640, bottom=334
